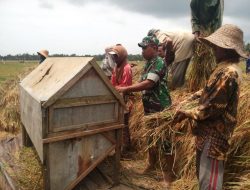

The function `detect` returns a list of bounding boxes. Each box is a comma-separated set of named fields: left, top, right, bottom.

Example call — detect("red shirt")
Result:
left=111, top=63, right=132, bottom=87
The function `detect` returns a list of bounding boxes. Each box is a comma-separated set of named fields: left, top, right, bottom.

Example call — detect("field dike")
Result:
left=0, top=65, right=249, bottom=190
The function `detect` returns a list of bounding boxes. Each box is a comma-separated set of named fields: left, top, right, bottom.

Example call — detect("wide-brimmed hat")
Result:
left=200, top=24, right=248, bottom=59
left=37, top=49, right=49, bottom=58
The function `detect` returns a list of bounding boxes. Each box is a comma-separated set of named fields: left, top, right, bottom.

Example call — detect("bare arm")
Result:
left=116, top=79, right=155, bottom=94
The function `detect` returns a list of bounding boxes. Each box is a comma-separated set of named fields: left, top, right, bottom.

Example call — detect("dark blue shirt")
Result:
left=246, top=58, right=250, bottom=73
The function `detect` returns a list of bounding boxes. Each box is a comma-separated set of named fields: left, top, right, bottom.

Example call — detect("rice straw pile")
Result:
left=188, top=41, right=216, bottom=92
left=0, top=66, right=35, bottom=133
left=0, top=79, right=21, bottom=133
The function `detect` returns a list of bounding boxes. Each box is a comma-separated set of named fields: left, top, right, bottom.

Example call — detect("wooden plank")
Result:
left=62, top=68, right=113, bottom=99
left=43, top=145, right=51, bottom=190
left=90, top=60, right=126, bottom=108
left=113, top=129, right=122, bottom=185
left=118, top=105, right=124, bottom=123
left=20, top=57, right=94, bottom=104
left=43, top=124, right=124, bottom=144
left=50, top=120, right=118, bottom=133
left=65, top=145, right=116, bottom=190
left=48, top=133, right=114, bottom=189
left=42, top=108, right=49, bottom=139
left=53, top=95, right=116, bottom=108
left=42, top=107, right=50, bottom=189
left=42, top=63, right=92, bottom=108
left=19, top=86, right=44, bottom=161
left=101, top=132, right=116, bottom=145
left=50, top=102, right=118, bottom=132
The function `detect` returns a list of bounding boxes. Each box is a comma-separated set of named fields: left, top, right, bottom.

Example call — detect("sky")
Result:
left=0, top=0, right=249, bottom=56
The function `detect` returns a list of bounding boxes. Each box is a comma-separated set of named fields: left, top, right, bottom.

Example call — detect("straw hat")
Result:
left=37, top=49, right=49, bottom=58
left=200, top=24, right=248, bottom=59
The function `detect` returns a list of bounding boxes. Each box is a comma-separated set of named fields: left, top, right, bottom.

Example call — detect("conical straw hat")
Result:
left=37, top=49, right=49, bottom=58
left=200, top=24, right=248, bottom=59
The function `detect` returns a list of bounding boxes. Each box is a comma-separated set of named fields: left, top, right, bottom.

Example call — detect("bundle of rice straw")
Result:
left=0, top=66, right=35, bottom=133
left=188, top=41, right=216, bottom=91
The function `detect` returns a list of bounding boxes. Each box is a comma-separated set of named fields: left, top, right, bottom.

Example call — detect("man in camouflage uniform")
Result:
left=147, top=29, right=195, bottom=89
left=116, top=35, right=172, bottom=186
left=138, top=36, right=171, bottom=113
left=173, top=24, right=248, bottom=190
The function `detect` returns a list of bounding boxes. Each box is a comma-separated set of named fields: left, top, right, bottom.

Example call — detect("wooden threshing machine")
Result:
left=19, top=57, right=125, bottom=189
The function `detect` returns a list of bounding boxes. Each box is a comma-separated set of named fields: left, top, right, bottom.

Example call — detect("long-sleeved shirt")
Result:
left=186, top=61, right=242, bottom=160
left=190, top=0, right=224, bottom=34
left=155, top=31, right=195, bottom=64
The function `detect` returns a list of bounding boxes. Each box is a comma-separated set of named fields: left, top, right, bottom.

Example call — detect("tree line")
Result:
left=1, top=42, right=249, bottom=62
left=0, top=53, right=144, bottom=61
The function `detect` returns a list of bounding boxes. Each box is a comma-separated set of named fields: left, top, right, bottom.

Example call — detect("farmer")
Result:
left=101, top=46, right=116, bottom=80
left=115, top=36, right=173, bottom=186
left=246, top=53, right=250, bottom=74
left=37, top=49, right=49, bottom=64
left=109, top=44, right=133, bottom=154
left=190, top=0, right=224, bottom=38
left=173, top=24, right=248, bottom=189
left=148, top=29, right=195, bottom=89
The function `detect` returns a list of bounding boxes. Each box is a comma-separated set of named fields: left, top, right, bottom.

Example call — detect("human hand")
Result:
left=172, top=110, right=189, bottom=126
left=194, top=31, right=201, bottom=43
left=115, top=86, right=127, bottom=93
left=164, top=37, right=173, bottom=50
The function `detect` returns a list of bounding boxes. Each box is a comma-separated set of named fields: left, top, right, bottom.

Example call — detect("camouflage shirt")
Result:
left=140, top=56, right=171, bottom=114
left=186, top=61, right=242, bottom=160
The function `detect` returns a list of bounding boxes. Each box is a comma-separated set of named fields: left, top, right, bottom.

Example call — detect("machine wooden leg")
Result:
left=21, top=124, right=33, bottom=147
left=113, top=129, right=122, bottom=185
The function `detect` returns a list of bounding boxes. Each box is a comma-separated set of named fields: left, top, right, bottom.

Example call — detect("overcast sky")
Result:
left=0, top=0, right=249, bottom=56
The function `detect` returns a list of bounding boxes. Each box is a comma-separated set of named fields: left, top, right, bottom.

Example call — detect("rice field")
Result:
left=0, top=61, right=37, bottom=84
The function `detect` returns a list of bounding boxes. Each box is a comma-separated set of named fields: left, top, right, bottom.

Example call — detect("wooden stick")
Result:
left=43, top=124, right=124, bottom=144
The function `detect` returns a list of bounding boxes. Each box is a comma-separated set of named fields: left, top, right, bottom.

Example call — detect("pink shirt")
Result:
left=111, top=63, right=132, bottom=87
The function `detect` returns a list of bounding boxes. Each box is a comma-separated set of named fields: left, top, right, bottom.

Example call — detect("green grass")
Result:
left=0, top=61, right=37, bottom=84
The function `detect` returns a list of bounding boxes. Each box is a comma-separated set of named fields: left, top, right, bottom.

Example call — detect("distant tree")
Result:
left=0, top=53, right=143, bottom=61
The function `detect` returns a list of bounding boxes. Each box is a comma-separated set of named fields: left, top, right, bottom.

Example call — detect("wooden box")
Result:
left=19, top=57, right=124, bottom=190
